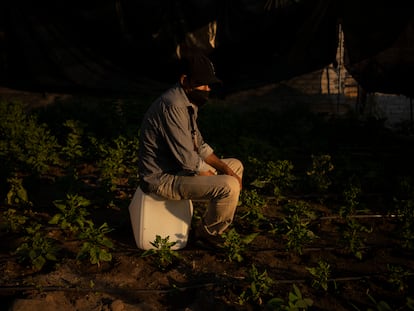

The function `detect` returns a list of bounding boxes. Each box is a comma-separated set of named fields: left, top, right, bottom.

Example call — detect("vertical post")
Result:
left=337, top=23, right=342, bottom=114
left=410, top=97, right=413, bottom=131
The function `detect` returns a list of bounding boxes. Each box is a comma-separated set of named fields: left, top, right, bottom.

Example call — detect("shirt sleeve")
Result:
left=198, top=142, right=214, bottom=160
left=189, top=106, right=214, bottom=172
left=191, top=105, right=214, bottom=158
left=198, top=156, right=213, bottom=172
left=162, top=104, right=205, bottom=172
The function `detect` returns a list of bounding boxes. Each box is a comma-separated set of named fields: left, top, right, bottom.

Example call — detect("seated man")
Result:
left=138, top=52, right=243, bottom=247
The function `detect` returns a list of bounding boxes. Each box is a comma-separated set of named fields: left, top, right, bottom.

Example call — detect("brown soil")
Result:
left=1, top=87, right=413, bottom=311
left=2, top=198, right=413, bottom=311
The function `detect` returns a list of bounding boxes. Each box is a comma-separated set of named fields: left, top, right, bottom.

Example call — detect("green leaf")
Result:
left=141, top=249, right=156, bottom=257
left=406, top=297, right=414, bottom=310
left=242, top=232, right=259, bottom=244
left=45, top=253, right=58, bottom=261
left=288, top=291, right=297, bottom=302
left=293, top=284, right=302, bottom=299
left=267, top=297, right=285, bottom=307
left=304, top=298, right=314, bottom=306
left=48, top=214, right=61, bottom=225
left=296, top=299, right=313, bottom=308
left=100, top=239, right=114, bottom=248
left=99, top=249, right=112, bottom=262
left=32, top=256, right=46, bottom=271
left=250, top=179, right=268, bottom=188
left=376, top=301, right=392, bottom=311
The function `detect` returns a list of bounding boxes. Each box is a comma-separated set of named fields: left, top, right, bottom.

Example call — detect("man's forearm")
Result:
left=203, top=153, right=242, bottom=188
left=204, top=153, right=236, bottom=176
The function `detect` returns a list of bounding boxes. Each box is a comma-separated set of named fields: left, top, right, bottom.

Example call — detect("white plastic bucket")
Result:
left=128, top=187, right=193, bottom=250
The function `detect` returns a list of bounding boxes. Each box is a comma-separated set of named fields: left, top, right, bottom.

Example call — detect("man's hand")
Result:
left=198, top=170, right=215, bottom=176
left=203, top=153, right=243, bottom=189
left=224, top=171, right=242, bottom=190
left=198, top=169, right=242, bottom=189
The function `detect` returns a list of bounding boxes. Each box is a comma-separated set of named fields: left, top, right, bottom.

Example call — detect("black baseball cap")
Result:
left=180, top=53, right=222, bottom=87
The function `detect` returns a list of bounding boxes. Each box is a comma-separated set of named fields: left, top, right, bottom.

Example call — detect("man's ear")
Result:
left=180, top=74, right=190, bottom=89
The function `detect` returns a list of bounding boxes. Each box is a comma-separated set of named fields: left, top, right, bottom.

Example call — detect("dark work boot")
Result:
left=194, top=224, right=225, bottom=250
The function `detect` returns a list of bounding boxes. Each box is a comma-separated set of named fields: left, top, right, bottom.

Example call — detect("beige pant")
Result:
left=153, top=158, right=243, bottom=235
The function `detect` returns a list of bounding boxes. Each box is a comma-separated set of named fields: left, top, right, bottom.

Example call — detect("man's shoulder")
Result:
left=161, top=84, right=189, bottom=108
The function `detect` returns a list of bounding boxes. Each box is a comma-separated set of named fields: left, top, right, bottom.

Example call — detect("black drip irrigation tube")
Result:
left=0, top=282, right=216, bottom=295
left=0, top=274, right=378, bottom=296
left=318, top=214, right=400, bottom=220
left=111, top=242, right=396, bottom=256
left=245, top=245, right=386, bottom=254
left=251, top=212, right=402, bottom=230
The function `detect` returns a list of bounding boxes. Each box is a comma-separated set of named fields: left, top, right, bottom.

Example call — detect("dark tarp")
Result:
left=0, top=0, right=413, bottom=96
left=340, top=0, right=414, bottom=97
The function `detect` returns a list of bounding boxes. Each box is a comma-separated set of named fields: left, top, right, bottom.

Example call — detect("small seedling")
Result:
left=49, top=194, right=91, bottom=234
left=387, top=264, right=412, bottom=292
left=91, top=135, right=139, bottom=192
left=5, top=177, right=32, bottom=207
left=76, top=221, right=114, bottom=267
left=238, top=264, right=274, bottom=305
left=61, top=119, right=84, bottom=162
left=341, top=218, right=372, bottom=260
left=239, top=189, right=267, bottom=230
left=340, top=183, right=365, bottom=217
left=393, top=197, right=414, bottom=249
left=406, top=297, right=414, bottom=310
left=366, top=291, right=393, bottom=311
left=284, top=213, right=315, bottom=254
left=2, top=208, right=28, bottom=233
left=306, top=154, right=334, bottom=194
left=141, top=235, right=181, bottom=270
left=0, top=100, right=61, bottom=175
left=221, top=228, right=258, bottom=262
left=306, top=260, right=331, bottom=291
left=267, top=284, right=313, bottom=310
left=249, top=157, right=295, bottom=200
left=14, top=223, right=60, bottom=271
left=278, top=200, right=317, bottom=254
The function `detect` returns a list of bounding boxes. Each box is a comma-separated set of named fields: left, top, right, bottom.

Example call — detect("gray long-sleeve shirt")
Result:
left=138, top=83, right=214, bottom=186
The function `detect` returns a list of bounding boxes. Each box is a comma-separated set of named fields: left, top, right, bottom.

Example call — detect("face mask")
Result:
left=186, top=89, right=210, bottom=107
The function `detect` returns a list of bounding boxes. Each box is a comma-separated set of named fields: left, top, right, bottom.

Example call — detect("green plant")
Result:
left=76, top=221, right=114, bottom=267
left=141, top=235, right=181, bottom=270
left=5, top=177, right=32, bottom=207
left=221, top=228, right=258, bottom=262
left=239, top=189, right=267, bottom=229
left=61, top=119, right=84, bottom=162
left=91, top=135, right=139, bottom=192
left=387, top=264, right=412, bottom=292
left=267, top=284, right=313, bottom=310
left=340, top=218, right=372, bottom=260
left=278, top=200, right=317, bottom=254
left=306, top=260, right=331, bottom=291
left=0, top=100, right=61, bottom=175
left=250, top=157, right=295, bottom=200
left=337, top=182, right=372, bottom=259
left=364, top=291, right=393, bottom=311
left=306, top=154, right=334, bottom=193
left=351, top=292, right=414, bottom=311
left=238, top=264, right=274, bottom=305
left=282, top=215, right=303, bottom=252
left=49, top=194, right=91, bottom=234
left=2, top=208, right=28, bottom=233
left=393, top=197, right=414, bottom=249
left=283, top=214, right=316, bottom=255
left=406, top=297, right=414, bottom=310
left=340, top=183, right=363, bottom=217
left=14, top=223, right=59, bottom=271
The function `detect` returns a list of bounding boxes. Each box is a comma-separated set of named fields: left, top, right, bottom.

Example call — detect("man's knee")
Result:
left=226, top=158, right=244, bottom=177
left=224, top=175, right=241, bottom=198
